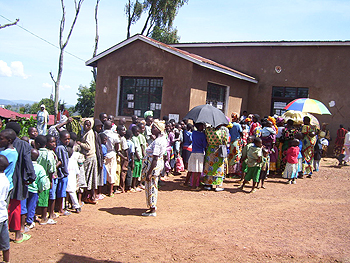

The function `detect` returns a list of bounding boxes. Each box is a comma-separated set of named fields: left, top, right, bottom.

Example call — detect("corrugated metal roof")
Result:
left=172, top=40, right=350, bottom=48
left=85, top=35, right=258, bottom=84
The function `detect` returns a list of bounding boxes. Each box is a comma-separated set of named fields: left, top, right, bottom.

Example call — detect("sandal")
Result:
left=14, top=233, right=31, bottom=243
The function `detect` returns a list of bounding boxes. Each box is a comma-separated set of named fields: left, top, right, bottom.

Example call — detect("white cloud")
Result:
left=0, top=60, right=30, bottom=79
left=42, top=82, right=52, bottom=89
left=60, top=85, right=71, bottom=91
left=0, top=60, right=12, bottom=77
left=11, top=61, right=30, bottom=79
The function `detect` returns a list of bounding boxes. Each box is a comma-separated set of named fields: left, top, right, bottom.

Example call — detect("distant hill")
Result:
left=0, top=99, right=36, bottom=106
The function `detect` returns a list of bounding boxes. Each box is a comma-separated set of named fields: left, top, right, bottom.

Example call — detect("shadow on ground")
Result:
left=98, top=206, right=145, bottom=216
left=57, top=253, right=121, bottom=263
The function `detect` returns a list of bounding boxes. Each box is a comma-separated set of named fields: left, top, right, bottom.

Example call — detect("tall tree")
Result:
left=75, top=81, right=95, bottom=117
left=0, top=18, right=19, bottom=30
left=125, top=0, right=144, bottom=38
left=50, top=0, right=84, bottom=121
left=126, top=0, right=188, bottom=43
left=92, top=0, right=100, bottom=82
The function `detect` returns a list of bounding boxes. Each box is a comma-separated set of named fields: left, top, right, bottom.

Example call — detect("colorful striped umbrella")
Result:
left=283, top=98, right=331, bottom=115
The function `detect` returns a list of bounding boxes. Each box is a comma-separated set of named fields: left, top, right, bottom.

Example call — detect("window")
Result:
left=119, top=77, right=163, bottom=118
left=206, top=82, right=227, bottom=112
left=271, top=86, right=309, bottom=115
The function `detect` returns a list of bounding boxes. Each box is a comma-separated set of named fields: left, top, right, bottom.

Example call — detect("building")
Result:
left=86, top=35, right=350, bottom=141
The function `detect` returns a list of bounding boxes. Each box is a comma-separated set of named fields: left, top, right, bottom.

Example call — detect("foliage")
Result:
left=17, top=116, right=37, bottom=138
left=19, top=104, right=32, bottom=114
left=0, top=116, right=37, bottom=138
left=151, top=25, right=180, bottom=43
left=125, top=0, right=144, bottom=38
left=75, top=81, right=95, bottom=117
left=30, top=98, right=55, bottom=115
left=125, top=0, right=188, bottom=41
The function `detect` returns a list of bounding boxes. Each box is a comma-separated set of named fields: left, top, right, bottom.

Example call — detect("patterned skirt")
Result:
left=203, top=145, right=225, bottom=185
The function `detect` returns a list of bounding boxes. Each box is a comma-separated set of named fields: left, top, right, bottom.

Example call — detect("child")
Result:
left=239, top=135, right=255, bottom=184
left=282, top=139, right=300, bottom=184
left=36, top=135, right=57, bottom=225
left=103, top=121, right=120, bottom=197
left=313, top=131, right=323, bottom=172
left=125, top=130, right=135, bottom=192
left=77, top=119, right=98, bottom=204
left=66, top=147, right=81, bottom=213
left=0, top=129, right=18, bottom=195
left=182, top=123, right=193, bottom=170
left=21, top=148, right=50, bottom=230
left=55, top=130, right=71, bottom=215
left=294, top=132, right=304, bottom=178
left=28, top=127, right=38, bottom=148
left=173, top=123, right=182, bottom=175
left=0, top=155, right=10, bottom=262
left=131, top=126, right=143, bottom=192
left=257, top=148, right=269, bottom=189
left=116, top=125, right=129, bottom=193
left=239, top=137, right=262, bottom=193
left=99, top=133, right=108, bottom=196
left=185, top=123, right=207, bottom=190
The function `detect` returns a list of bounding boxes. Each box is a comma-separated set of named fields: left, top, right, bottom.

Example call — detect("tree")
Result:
left=50, top=0, right=84, bottom=121
left=91, top=0, right=100, bottom=82
left=19, top=104, right=32, bottom=114
left=0, top=18, right=19, bottom=30
left=150, top=25, right=180, bottom=44
left=75, top=81, right=95, bottom=117
left=125, top=0, right=144, bottom=39
left=125, top=0, right=188, bottom=43
left=30, top=98, right=56, bottom=115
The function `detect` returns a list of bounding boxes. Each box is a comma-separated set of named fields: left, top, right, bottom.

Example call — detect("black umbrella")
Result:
left=184, top=104, right=229, bottom=128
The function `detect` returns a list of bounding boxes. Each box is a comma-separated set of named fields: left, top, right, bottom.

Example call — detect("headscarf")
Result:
left=84, top=118, right=94, bottom=129
left=245, top=118, right=251, bottom=123
left=268, top=116, right=278, bottom=132
left=144, top=110, right=153, bottom=119
left=231, top=112, right=239, bottom=122
left=276, top=117, right=284, bottom=126
left=152, top=119, right=165, bottom=134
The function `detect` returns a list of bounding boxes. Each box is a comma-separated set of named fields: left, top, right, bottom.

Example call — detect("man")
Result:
left=5, top=122, right=36, bottom=243
left=36, top=104, right=49, bottom=135
left=56, top=104, right=69, bottom=123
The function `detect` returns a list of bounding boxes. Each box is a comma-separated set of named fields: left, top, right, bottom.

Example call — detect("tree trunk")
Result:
left=92, top=0, right=100, bottom=82
left=52, top=0, right=84, bottom=120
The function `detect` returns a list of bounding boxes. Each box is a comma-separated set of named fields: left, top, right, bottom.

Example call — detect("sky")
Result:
left=1, top=0, right=350, bottom=106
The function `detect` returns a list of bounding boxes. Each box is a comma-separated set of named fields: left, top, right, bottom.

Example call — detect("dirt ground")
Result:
left=11, top=158, right=350, bottom=263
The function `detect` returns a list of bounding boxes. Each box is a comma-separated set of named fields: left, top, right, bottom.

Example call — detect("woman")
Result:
left=141, top=120, right=167, bottom=217
left=77, top=118, right=98, bottom=204
left=319, top=123, right=331, bottom=157
left=203, top=125, right=229, bottom=191
left=249, top=114, right=261, bottom=137
left=280, top=119, right=298, bottom=173
left=36, top=104, right=49, bottom=135
left=228, top=112, right=243, bottom=178
left=333, top=125, right=347, bottom=159
left=301, top=116, right=317, bottom=177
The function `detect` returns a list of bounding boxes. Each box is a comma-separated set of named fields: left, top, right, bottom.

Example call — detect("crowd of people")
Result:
left=0, top=105, right=346, bottom=263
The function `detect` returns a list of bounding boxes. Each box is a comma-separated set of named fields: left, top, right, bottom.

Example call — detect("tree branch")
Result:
left=0, top=18, right=19, bottom=30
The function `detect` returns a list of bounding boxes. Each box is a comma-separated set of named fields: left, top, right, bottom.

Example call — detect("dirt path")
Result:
left=11, top=158, right=350, bottom=262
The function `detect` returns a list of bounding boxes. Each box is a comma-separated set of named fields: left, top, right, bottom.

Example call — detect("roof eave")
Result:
left=85, top=35, right=257, bottom=83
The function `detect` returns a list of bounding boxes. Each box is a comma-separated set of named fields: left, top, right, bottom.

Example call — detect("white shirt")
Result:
left=146, top=134, right=167, bottom=157
left=344, top=132, right=350, bottom=146
left=104, top=129, right=120, bottom=158
left=0, top=173, right=10, bottom=223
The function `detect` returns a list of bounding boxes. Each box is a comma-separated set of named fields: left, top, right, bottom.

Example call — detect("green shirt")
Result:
left=37, top=148, right=56, bottom=180
left=247, top=145, right=262, bottom=168
left=28, top=161, right=50, bottom=193
left=132, top=135, right=142, bottom=160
